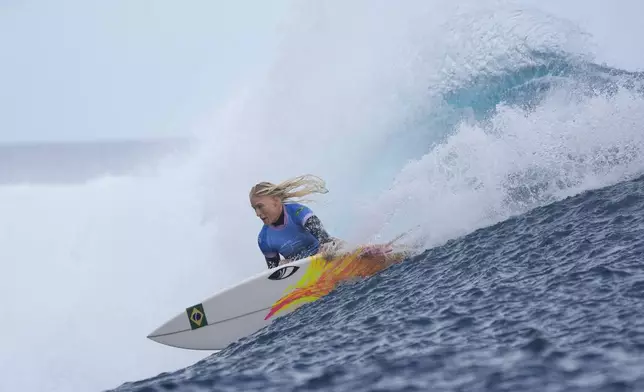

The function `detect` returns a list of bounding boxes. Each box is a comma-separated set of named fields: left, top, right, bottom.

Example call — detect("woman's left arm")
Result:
left=303, top=215, right=332, bottom=244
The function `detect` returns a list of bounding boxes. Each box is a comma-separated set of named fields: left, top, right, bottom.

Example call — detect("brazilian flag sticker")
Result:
left=186, top=303, right=208, bottom=330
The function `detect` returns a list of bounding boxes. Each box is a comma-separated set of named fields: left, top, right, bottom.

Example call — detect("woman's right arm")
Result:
left=265, top=254, right=281, bottom=269
left=259, top=231, right=281, bottom=269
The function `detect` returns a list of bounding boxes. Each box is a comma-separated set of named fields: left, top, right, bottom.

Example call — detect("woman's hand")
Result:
left=319, top=238, right=345, bottom=260
left=278, top=258, right=292, bottom=266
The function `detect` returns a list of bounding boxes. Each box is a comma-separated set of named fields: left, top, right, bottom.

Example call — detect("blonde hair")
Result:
left=249, top=174, right=328, bottom=203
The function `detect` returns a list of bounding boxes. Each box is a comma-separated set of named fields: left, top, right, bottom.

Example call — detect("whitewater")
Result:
left=2, top=1, right=644, bottom=391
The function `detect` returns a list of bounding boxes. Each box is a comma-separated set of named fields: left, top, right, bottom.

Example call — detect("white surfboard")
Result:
left=147, top=245, right=405, bottom=350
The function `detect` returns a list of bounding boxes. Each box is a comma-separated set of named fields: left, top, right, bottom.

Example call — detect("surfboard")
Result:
left=147, top=244, right=406, bottom=351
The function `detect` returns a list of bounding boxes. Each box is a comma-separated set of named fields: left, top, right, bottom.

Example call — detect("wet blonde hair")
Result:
left=249, top=174, right=328, bottom=204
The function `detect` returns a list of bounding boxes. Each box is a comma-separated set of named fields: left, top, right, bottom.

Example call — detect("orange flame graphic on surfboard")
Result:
left=264, top=244, right=405, bottom=320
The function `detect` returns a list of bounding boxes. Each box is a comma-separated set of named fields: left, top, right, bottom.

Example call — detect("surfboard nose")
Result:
left=146, top=325, right=164, bottom=341
left=147, top=311, right=191, bottom=340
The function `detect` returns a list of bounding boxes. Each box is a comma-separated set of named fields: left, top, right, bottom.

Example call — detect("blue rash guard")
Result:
left=257, top=202, right=327, bottom=268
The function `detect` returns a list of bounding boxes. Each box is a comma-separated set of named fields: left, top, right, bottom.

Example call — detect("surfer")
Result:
left=249, top=174, right=342, bottom=269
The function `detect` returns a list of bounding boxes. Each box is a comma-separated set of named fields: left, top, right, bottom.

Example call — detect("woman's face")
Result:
left=250, top=194, right=283, bottom=225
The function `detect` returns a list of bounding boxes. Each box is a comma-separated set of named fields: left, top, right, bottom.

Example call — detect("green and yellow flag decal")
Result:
left=186, top=303, right=208, bottom=330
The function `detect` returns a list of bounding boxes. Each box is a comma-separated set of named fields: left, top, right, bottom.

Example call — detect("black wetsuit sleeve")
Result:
left=265, top=254, right=281, bottom=269
left=304, top=215, right=333, bottom=244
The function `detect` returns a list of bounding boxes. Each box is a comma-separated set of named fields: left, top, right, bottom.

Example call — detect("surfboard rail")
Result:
left=147, top=244, right=406, bottom=350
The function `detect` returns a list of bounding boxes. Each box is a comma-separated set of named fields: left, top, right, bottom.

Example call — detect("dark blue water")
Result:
left=109, top=172, right=644, bottom=391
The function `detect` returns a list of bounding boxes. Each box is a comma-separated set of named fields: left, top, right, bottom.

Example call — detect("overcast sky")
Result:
left=0, top=0, right=290, bottom=144
left=0, top=0, right=642, bottom=144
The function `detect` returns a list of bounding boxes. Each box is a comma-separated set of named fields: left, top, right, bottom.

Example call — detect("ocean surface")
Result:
left=111, top=173, right=644, bottom=392
left=2, top=2, right=644, bottom=392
